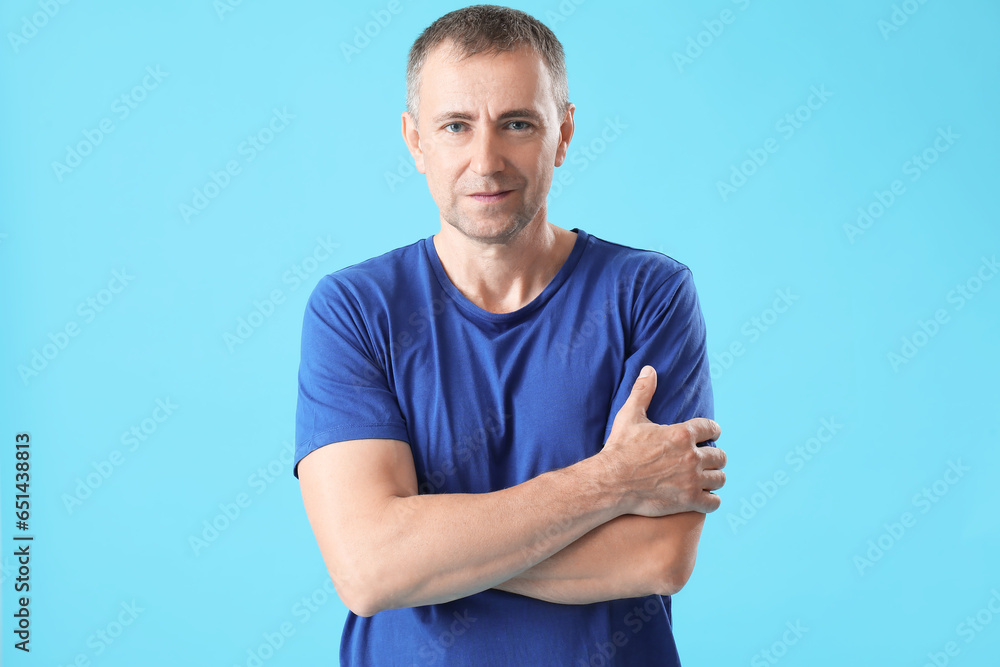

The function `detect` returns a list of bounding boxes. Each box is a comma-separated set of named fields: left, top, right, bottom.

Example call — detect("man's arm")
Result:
left=491, top=511, right=705, bottom=605
left=491, top=364, right=710, bottom=606
left=491, top=267, right=720, bottom=605
left=298, top=372, right=722, bottom=617
left=298, top=437, right=647, bottom=618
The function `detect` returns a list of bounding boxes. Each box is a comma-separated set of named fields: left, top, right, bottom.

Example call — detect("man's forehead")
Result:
left=428, top=38, right=538, bottom=65
left=423, top=40, right=545, bottom=80
left=420, top=41, right=551, bottom=113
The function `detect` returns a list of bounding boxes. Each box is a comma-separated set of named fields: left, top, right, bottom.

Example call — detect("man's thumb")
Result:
left=625, top=365, right=656, bottom=419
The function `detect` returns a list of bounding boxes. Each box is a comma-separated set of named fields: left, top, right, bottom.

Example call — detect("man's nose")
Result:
left=469, top=128, right=505, bottom=176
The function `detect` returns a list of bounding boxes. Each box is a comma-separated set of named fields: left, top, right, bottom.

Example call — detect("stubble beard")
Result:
left=444, top=192, right=541, bottom=246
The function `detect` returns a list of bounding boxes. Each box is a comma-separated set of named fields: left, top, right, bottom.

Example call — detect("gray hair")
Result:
left=405, top=4, right=570, bottom=126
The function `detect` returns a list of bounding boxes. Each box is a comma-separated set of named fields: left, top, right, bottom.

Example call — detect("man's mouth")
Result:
left=469, top=190, right=512, bottom=203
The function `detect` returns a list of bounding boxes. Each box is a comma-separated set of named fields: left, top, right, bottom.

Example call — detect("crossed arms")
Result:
left=297, top=368, right=724, bottom=617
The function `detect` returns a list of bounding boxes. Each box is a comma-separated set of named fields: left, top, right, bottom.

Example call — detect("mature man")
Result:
left=294, top=5, right=726, bottom=666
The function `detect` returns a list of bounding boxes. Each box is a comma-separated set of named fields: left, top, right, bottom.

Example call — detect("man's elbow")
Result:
left=655, top=536, right=701, bottom=595
left=666, top=556, right=697, bottom=595
left=344, top=586, right=380, bottom=618
left=349, top=601, right=379, bottom=618
left=654, top=511, right=705, bottom=595
left=656, top=556, right=696, bottom=596
left=333, top=562, right=387, bottom=618
left=332, top=535, right=420, bottom=617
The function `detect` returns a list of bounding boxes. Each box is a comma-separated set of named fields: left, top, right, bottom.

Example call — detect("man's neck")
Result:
left=433, top=221, right=577, bottom=314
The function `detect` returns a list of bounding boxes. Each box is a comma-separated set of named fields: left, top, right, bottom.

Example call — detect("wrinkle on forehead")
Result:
left=420, top=42, right=554, bottom=121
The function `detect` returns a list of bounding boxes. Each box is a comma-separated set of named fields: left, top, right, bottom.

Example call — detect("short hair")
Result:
left=405, top=4, right=570, bottom=126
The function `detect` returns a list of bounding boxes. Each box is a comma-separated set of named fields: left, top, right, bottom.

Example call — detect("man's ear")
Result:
left=401, top=111, right=427, bottom=174
left=554, top=102, right=575, bottom=168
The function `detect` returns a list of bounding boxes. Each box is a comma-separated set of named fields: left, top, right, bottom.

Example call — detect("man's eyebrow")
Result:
left=431, top=108, right=544, bottom=125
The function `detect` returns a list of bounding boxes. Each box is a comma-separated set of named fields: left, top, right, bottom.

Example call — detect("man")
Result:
left=294, top=5, right=727, bottom=665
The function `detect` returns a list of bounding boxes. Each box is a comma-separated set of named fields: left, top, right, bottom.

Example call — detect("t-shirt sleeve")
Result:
left=603, top=266, right=716, bottom=447
left=293, top=275, right=410, bottom=479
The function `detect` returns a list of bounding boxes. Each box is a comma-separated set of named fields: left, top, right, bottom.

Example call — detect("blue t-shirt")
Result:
left=294, top=227, right=715, bottom=666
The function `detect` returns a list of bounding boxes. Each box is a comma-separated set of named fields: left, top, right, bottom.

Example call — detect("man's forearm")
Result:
left=491, top=513, right=665, bottom=604
left=492, top=512, right=707, bottom=604
left=357, top=455, right=626, bottom=615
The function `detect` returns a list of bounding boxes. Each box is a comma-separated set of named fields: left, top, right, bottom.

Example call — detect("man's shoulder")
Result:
left=582, top=230, right=692, bottom=286
left=309, top=236, right=427, bottom=303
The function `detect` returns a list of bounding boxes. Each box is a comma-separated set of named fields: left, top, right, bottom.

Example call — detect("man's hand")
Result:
left=597, top=365, right=726, bottom=517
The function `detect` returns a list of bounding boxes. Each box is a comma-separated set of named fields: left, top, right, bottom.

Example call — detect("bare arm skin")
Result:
left=491, top=511, right=706, bottom=604
left=297, top=365, right=725, bottom=616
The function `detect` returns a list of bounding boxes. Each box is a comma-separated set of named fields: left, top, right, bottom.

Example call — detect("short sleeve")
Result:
left=293, top=275, right=410, bottom=478
left=603, top=267, right=716, bottom=447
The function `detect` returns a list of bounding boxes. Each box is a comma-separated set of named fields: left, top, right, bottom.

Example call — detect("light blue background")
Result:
left=2, top=0, right=998, bottom=665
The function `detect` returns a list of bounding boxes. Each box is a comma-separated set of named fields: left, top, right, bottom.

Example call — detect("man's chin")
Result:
left=447, top=214, right=530, bottom=245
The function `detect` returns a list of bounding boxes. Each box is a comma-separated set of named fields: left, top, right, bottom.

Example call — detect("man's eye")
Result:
left=443, top=121, right=532, bottom=133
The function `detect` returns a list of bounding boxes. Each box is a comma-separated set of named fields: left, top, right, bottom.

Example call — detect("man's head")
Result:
left=401, top=5, right=575, bottom=244
left=405, top=5, right=570, bottom=127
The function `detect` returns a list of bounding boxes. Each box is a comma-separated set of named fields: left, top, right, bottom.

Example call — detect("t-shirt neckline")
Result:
left=423, top=227, right=589, bottom=325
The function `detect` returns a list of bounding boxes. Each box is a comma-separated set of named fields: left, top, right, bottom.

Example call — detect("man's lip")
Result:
left=470, top=190, right=511, bottom=196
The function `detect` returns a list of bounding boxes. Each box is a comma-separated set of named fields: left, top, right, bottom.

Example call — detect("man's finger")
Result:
left=701, top=469, right=726, bottom=491
left=620, top=365, right=658, bottom=423
left=684, top=417, right=721, bottom=443
left=695, top=491, right=722, bottom=513
left=700, top=447, right=727, bottom=470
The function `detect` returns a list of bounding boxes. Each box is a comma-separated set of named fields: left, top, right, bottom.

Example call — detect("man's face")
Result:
left=402, top=41, right=574, bottom=245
